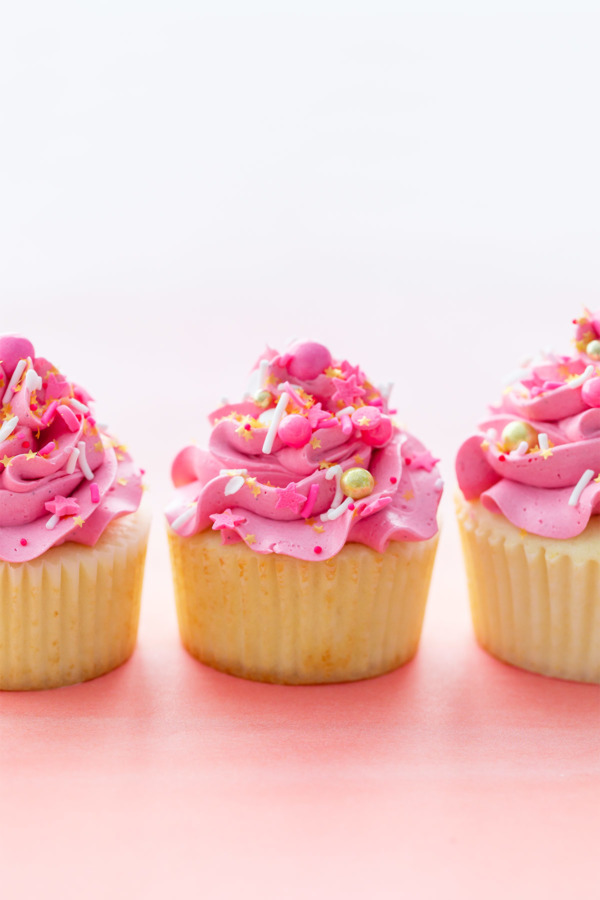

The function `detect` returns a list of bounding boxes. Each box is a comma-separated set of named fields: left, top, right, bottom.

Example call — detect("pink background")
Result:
left=1, top=5, right=600, bottom=898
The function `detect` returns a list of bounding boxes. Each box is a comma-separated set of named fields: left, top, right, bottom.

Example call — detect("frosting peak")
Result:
left=167, top=341, right=442, bottom=560
left=456, top=311, right=600, bottom=538
left=0, top=335, right=143, bottom=561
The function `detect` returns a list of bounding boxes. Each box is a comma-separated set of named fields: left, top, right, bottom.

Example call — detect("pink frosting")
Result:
left=456, top=311, right=600, bottom=538
left=0, top=335, right=143, bottom=562
left=166, top=342, right=442, bottom=561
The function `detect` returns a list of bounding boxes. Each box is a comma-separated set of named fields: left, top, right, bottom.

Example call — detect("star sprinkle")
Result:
left=25, top=450, right=36, bottom=460
left=340, top=360, right=366, bottom=383
left=245, top=477, right=261, bottom=498
left=46, top=496, right=80, bottom=517
left=245, top=534, right=257, bottom=545
left=409, top=451, right=440, bottom=472
left=306, top=403, right=332, bottom=429
left=73, top=516, right=85, bottom=528
left=309, top=436, right=321, bottom=449
left=210, top=509, right=247, bottom=531
left=331, top=375, right=366, bottom=407
left=275, top=482, right=307, bottom=514
left=1, top=455, right=13, bottom=468
left=402, top=489, right=415, bottom=501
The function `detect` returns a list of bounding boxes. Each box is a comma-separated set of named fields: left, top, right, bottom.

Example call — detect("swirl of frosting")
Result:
left=0, top=335, right=143, bottom=562
left=456, top=311, right=600, bottom=538
left=166, top=342, right=442, bottom=560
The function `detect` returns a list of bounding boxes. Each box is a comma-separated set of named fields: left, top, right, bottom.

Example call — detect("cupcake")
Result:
left=456, top=312, right=600, bottom=683
left=0, top=335, right=149, bottom=690
left=167, top=341, right=442, bottom=684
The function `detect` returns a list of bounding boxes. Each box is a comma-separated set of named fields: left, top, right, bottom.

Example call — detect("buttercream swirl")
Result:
left=456, top=310, right=600, bottom=538
left=166, top=342, right=442, bottom=560
left=0, top=335, right=143, bottom=562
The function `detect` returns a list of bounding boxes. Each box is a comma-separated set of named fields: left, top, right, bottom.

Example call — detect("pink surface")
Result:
left=1, top=515, right=598, bottom=899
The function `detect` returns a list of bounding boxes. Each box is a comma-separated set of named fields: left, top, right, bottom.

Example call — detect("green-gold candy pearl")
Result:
left=340, top=467, right=375, bottom=500
left=254, top=390, right=272, bottom=408
left=501, top=420, right=538, bottom=452
left=586, top=340, right=600, bottom=360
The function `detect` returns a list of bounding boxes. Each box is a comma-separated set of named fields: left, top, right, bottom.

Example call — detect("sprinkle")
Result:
left=66, top=447, right=80, bottom=474
left=40, top=400, right=59, bottom=426
left=378, top=382, right=393, bottom=400
left=568, top=469, right=595, bottom=507
left=73, top=516, right=85, bottom=528
left=325, top=464, right=344, bottom=508
left=171, top=504, right=197, bottom=532
left=511, top=441, right=529, bottom=457
left=24, top=368, right=42, bottom=393
left=46, top=514, right=59, bottom=530
left=77, top=441, right=94, bottom=479
left=568, top=365, right=594, bottom=389
left=336, top=406, right=355, bottom=417
left=258, top=359, right=270, bottom=389
left=224, top=475, right=246, bottom=496
left=0, top=415, right=19, bottom=443
left=90, top=483, right=100, bottom=503
left=38, top=441, right=56, bottom=456
left=245, top=533, right=257, bottom=545
left=321, top=495, right=353, bottom=522
left=435, top=478, right=444, bottom=491
left=262, top=391, right=289, bottom=454
left=57, top=405, right=80, bottom=432
left=277, top=382, right=308, bottom=408
left=314, top=546, right=322, bottom=554
left=390, top=476, right=397, bottom=484
left=3, top=359, right=27, bottom=404
left=301, top=483, right=319, bottom=519
left=69, top=398, right=90, bottom=414
left=339, top=414, right=353, bottom=436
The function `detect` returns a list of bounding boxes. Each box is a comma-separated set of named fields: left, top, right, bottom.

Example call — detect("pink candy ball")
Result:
left=278, top=414, right=312, bottom=448
left=581, top=376, right=600, bottom=408
left=361, top=416, right=393, bottom=447
left=0, top=335, right=35, bottom=376
left=288, top=342, right=331, bottom=381
left=351, top=405, right=381, bottom=431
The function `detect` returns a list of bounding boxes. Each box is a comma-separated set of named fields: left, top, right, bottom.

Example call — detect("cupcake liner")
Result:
left=0, top=505, right=150, bottom=690
left=456, top=494, right=600, bottom=683
left=168, top=528, right=439, bottom=684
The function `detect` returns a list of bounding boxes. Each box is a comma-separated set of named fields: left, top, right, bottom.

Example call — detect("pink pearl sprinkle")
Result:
left=314, top=546, right=322, bottom=555
left=20, top=538, right=27, bottom=547
left=390, top=476, right=397, bottom=484
left=278, top=414, right=312, bottom=448
left=288, top=342, right=331, bottom=381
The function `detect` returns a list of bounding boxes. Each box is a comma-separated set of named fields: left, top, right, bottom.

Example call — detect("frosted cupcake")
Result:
left=167, top=341, right=442, bottom=684
left=456, top=311, right=600, bottom=683
left=0, top=335, right=149, bottom=690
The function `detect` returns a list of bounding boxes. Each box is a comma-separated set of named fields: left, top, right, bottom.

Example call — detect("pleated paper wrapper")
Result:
left=0, top=505, right=150, bottom=690
left=168, top=528, right=439, bottom=684
left=456, top=494, right=600, bottom=684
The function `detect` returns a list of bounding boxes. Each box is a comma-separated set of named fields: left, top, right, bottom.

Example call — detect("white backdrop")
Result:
left=1, top=3, right=599, bottom=598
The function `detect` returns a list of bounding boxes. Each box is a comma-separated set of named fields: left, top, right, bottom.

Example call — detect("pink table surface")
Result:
left=1, top=504, right=599, bottom=900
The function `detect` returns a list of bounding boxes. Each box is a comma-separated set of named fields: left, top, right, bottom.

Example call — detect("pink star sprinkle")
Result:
left=410, top=451, right=440, bottom=472
left=275, top=482, right=307, bottom=514
left=45, top=496, right=80, bottom=517
left=331, top=375, right=366, bottom=407
left=210, top=509, right=247, bottom=531
left=306, top=403, right=332, bottom=429
left=340, top=360, right=366, bottom=384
